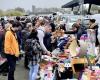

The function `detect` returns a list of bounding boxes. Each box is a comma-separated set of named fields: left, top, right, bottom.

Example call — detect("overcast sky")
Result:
left=0, top=0, right=71, bottom=10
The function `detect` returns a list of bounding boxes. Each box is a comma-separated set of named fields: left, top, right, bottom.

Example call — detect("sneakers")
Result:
left=16, top=61, right=20, bottom=65
left=20, top=50, right=25, bottom=54
left=2, top=73, right=7, bottom=76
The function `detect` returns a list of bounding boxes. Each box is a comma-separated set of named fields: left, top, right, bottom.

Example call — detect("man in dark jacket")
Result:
left=65, top=19, right=86, bottom=40
left=22, top=23, right=33, bottom=69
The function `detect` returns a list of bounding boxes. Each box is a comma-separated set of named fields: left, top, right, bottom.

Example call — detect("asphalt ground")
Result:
left=0, top=59, right=29, bottom=80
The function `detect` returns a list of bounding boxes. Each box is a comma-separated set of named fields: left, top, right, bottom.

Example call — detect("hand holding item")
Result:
left=46, top=51, right=52, bottom=57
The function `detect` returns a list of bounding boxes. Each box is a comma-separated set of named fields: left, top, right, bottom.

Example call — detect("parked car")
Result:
left=66, top=15, right=81, bottom=30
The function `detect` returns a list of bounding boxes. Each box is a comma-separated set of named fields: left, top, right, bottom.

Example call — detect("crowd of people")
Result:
left=0, top=15, right=100, bottom=80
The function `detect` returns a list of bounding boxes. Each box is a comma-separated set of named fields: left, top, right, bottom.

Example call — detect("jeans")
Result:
left=29, top=64, right=39, bottom=80
left=6, top=54, right=17, bottom=80
left=96, top=64, right=100, bottom=68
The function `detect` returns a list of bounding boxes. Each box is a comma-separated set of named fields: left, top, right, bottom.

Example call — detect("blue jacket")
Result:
left=57, top=37, right=69, bottom=51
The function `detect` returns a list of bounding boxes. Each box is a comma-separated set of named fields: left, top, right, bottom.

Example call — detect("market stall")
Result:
left=39, top=28, right=100, bottom=80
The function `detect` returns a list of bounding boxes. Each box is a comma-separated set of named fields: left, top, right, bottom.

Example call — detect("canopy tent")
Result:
left=84, top=0, right=100, bottom=5
left=62, top=0, right=100, bottom=8
left=62, top=0, right=100, bottom=14
left=62, top=0, right=79, bottom=8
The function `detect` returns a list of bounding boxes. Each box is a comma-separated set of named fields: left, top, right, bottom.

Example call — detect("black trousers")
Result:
left=6, top=54, right=17, bottom=80
left=24, top=54, right=29, bottom=68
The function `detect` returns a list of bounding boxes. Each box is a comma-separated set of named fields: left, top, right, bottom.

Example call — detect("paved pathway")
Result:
left=0, top=59, right=29, bottom=80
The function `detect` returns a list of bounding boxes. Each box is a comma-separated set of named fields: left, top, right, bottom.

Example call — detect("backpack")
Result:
left=25, top=29, right=43, bottom=61
left=25, top=39, right=43, bottom=61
